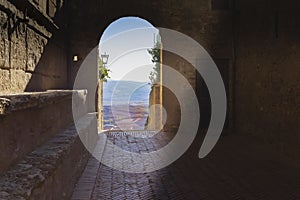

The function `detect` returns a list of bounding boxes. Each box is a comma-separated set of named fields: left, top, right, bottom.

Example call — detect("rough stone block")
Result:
left=48, top=0, right=57, bottom=18
left=26, top=28, right=47, bottom=72
left=10, top=69, right=32, bottom=93
left=0, top=11, right=9, bottom=69
left=0, top=69, right=10, bottom=93
left=10, top=41, right=26, bottom=70
left=0, top=9, right=7, bottom=26
left=10, top=27, right=27, bottom=70
left=32, top=0, right=47, bottom=14
left=0, top=36, right=9, bottom=69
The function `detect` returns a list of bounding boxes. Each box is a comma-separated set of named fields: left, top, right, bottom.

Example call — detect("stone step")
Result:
left=0, top=113, right=98, bottom=200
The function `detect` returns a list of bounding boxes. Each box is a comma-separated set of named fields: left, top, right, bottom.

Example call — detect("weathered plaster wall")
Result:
left=159, top=1, right=233, bottom=132
left=147, top=84, right=163, bottom=130
left=234, top=0, right=300, bottom=157
left=157, top=0, right=300, bottom=158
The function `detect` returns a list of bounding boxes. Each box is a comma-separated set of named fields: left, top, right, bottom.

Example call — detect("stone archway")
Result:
left=65, top=0, right=233, bottom=133
left=97, top=16, right=163, bottom=131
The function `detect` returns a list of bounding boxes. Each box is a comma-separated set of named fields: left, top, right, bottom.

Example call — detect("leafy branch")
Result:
left=98, top=56, right=110, bottom=82
left=148, top=34, right=161, bottom=85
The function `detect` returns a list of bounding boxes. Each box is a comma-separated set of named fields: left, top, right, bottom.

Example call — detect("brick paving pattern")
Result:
left=72, top=131, right=300, bottom=200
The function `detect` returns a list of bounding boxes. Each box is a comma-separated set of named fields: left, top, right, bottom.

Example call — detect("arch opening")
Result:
left=97, top=17, right=163, bottom=131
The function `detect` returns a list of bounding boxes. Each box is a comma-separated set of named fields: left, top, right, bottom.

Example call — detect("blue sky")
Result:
left=99, top=17, right=159, bottom=82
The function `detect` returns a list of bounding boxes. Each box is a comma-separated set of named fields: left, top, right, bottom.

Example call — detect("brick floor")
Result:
left=72, top=131, right=300, bottom=200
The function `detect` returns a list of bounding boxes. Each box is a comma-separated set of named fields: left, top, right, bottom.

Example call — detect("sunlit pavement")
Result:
left=72, top=131, right=300, bottom=200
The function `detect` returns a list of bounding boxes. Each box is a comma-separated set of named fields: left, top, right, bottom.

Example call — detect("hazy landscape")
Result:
left=103, top=80, right=151, bottom=130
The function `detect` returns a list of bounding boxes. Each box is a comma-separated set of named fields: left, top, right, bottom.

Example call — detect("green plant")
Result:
left=148, top=34, right=161, bottom=84
left=98, top=56, right=110, bottom=82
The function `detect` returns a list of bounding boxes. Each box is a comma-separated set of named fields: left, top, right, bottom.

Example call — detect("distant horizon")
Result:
left=104, top=79, right=151, bottom=84
left=103, top=78, right=151, bottom=106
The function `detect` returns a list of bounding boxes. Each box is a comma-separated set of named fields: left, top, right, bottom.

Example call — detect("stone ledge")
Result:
left=0, top=90, right=87, bottom=115
left=0, top=113, right=98, bottom=200
left=0, top=89, right=88, bottom=174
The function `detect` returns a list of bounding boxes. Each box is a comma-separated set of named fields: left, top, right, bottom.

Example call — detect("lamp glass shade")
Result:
left=101, top=53, right=109, bottom=65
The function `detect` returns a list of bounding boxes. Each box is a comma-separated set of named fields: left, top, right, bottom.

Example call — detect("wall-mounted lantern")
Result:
left=101, top=52, right=109, bottom=66
left=73, top=55, right=79, bottom=62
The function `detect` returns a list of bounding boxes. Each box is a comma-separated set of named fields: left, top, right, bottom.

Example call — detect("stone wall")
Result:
left=0, top=90, right=88, bottom=174
left=0, top=0, right=299, bottom=184
left=0, top=2, right=93, bottom=197
left=0, top=113, right=97, bottom=199
left=64, top=0, right=234, bottom=133
left=0, top=0, right=68, bottom=94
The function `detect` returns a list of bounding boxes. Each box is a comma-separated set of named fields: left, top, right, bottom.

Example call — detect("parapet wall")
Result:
left=0, top=114, right=97, bottom=199
left=0, top=90, right=87, bottom=174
